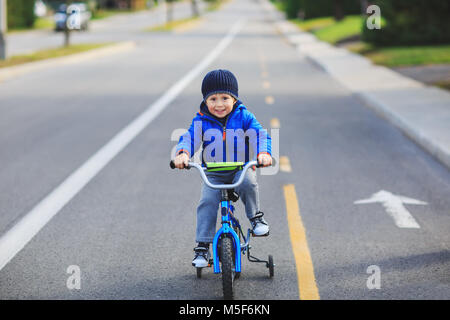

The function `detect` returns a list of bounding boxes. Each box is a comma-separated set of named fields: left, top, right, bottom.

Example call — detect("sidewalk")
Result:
left=263, top=2, right=450, bottom=171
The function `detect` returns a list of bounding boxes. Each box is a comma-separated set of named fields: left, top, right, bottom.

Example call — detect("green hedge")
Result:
left=7, top=0, right=36, bottom=29
left=362, top=0, right=450, bottom=45
left=285, top=0, right=301, bottom=19
left=284, top=0, right=361, bottom=20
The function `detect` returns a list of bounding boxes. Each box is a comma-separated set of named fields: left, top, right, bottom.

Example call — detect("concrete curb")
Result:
left=270, top=15, right=450, bottom=171
left=0, top=41, right=136, bottom=83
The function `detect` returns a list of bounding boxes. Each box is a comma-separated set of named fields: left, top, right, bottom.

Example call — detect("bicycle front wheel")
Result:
left=220, top=236, right=235, bottom=300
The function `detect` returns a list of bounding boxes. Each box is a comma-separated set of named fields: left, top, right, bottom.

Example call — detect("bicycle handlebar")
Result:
left=170, top=160, right=261, bottom=190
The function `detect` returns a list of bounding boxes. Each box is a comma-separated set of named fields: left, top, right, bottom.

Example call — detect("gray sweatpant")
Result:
left=196, top=168, right=259, bottom=243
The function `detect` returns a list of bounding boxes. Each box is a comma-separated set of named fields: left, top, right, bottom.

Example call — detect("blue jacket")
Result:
left=175, top=100, right=272, bottom=165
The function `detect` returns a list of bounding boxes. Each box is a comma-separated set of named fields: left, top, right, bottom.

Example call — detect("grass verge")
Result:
left=144, top=16, right=201, bottom=32
left=312, top=15, right=363, bottom=44
left=291, top=17, right=335, bottom=32
left=348, top=43, right=450, bottom=67
left=8, top=16, right=54, bottom=33
left=291, top=15, right=363, bottom=43
left=206, top=0, right=230, bottom=12
left=0, top=43, right=113, bottom=69
left=293, top=15, right=450, bottom=68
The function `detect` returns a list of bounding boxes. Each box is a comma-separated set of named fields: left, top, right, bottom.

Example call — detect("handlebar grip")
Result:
left=255, top=157, right=276, bottom=168
left=169, top=160, right=190, bottom=169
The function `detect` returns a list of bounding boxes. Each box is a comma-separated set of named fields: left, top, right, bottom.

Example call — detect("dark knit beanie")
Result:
left=201, top=69, right=238, bottom=101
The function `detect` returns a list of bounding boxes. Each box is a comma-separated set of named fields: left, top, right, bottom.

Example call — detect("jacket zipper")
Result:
left=223, top=118, right=229, bottom=141
left=222, top=116, right=230, bottom=162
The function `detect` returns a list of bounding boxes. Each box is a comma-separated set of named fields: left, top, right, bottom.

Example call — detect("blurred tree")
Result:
left=362, top=0, right=450, bottom=45
left=285, top=0, right=303, bottom=19
left=1, top=0, right=6, bottom=60
left=63, top=0, right=78, bottom=47
left=359, top=0, right=368, bottom=14
left=191, top=0, right=199, bottom=17
left=282, top=0, right=360, bottom=20
left=334, top=0, right=344, bottom=21
left=166, top=0, right=174, bottom=23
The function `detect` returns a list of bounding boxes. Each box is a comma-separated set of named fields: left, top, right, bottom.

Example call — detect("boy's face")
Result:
left=205, top=93, right=236, bottom=118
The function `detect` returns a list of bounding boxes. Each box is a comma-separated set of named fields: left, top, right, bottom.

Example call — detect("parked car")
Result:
left=54, top=3, right=91, bottom=31
left=34, top=0, right=47, bottom=17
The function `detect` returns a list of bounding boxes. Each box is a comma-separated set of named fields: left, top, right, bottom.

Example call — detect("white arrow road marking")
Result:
left=354, top=190, right=427, bottom=229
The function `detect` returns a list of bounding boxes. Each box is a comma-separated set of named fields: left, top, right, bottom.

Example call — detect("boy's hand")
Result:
left=174, top=153, right=189, bottom=169
left=257, top=153, right=272, bottom=167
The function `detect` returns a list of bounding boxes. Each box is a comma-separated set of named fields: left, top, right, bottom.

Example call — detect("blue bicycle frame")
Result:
left=169, top=160, right=268, bottom=275
left=212, top=201, right=241, bottom=274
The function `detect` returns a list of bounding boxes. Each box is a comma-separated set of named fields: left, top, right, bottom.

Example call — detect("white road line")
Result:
left=0, top=19, right=246, bottom=272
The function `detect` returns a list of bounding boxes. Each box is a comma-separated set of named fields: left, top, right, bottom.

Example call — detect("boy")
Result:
left=173, top=69, right=273, bottom=267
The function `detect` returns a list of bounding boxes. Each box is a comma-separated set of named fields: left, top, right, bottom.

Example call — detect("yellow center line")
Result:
left=283, top=184, right=320, bottom=300
left=279, top=156, right=292, bottom=172
left=265, top=95, right=274, bottom=105
left=270, top=118, right=280, bottom=129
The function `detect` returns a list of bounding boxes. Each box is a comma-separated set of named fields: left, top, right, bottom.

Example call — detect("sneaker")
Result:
left=250, top=212, right=269, bottom=236
left=192, top=245, right=210, bottom=268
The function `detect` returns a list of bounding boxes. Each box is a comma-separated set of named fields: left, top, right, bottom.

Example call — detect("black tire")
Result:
left=196, top=267, right=202, bottom=278
left=220, top=236, right=235, bottom=300
left=268, top=255, right=274, bottom=278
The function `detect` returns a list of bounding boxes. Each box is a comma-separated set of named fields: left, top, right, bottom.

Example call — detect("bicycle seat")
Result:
left=227, top=189, right=240, bottom=202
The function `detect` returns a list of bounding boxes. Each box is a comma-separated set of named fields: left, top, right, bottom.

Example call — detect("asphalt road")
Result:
left=0, top=0, right=449, bottom=300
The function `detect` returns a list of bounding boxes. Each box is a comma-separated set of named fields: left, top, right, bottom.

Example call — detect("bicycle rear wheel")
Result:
left=220, top=236, right=235, bottom=300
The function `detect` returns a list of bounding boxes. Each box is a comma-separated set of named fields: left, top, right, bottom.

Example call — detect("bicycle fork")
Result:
left=212, top=191, right=241, bottom=274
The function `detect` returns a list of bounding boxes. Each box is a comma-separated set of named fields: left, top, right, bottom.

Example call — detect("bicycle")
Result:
left=170, top=160, right=274, bottom=300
